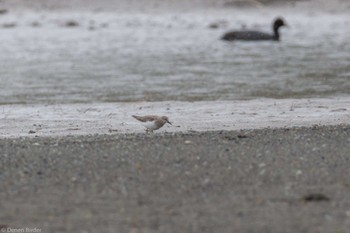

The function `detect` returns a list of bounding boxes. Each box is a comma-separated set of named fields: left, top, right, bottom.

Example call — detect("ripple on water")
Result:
left=0, top=11, right=349, bottom=104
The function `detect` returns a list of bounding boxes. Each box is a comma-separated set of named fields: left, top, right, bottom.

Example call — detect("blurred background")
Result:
left=0, top=0, right=349, bottom=104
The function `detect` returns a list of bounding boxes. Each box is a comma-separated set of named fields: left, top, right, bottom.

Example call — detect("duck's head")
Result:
left=273, top=18, right=287, bottom=30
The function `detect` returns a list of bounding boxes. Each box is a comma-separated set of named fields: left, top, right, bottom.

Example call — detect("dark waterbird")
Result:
left=221, top=18, right=287, bottom=41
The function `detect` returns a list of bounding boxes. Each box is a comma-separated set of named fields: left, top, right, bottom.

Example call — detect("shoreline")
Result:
left=1, top=98, right=349, bottom=138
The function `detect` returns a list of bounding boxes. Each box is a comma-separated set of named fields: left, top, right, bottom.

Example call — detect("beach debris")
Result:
left=224, top=133, right=248, bottom=141
left=65, top=20, right=79, bottom=27
left=28, top=130, right=36, bottom=134
left=303, top=193, right=330, bottom=202
left=108, top=128, right=119, bottom=133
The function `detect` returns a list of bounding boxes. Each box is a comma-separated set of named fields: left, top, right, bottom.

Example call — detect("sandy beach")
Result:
left=1, top=98, right=349, bottom=233
left=1, top=125, right=350, bottom=232
left=1, top=0, right=350, bottom=232
left=1, top=98, right=350, bottom=232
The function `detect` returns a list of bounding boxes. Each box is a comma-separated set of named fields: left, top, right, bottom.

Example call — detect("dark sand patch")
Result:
left=1, top=125, right=350, bottom=232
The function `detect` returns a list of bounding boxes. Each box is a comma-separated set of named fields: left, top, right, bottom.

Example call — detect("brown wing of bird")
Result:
left=132, top=115, right=157, bottom=122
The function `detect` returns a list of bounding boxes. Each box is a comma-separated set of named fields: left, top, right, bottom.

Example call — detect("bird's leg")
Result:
left=145, top=129, right=153, bottom=133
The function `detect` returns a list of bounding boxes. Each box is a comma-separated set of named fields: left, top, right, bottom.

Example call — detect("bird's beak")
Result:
left=284, top=23, right=289, bottom=28
left=167, top=120, right=172, bottom=125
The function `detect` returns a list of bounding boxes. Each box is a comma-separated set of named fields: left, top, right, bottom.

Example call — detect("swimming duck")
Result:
left=221, top=18, right=287, bottom=41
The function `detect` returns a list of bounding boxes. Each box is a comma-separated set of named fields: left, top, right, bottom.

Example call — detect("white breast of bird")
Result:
left=142, top=121, right=159, bottom=130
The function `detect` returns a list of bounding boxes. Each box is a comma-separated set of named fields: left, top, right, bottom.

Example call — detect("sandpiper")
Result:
left=132, top=115, right=172, bottom=133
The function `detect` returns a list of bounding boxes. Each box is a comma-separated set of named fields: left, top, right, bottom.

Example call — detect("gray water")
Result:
left=0, top=10, right=349, bottom=104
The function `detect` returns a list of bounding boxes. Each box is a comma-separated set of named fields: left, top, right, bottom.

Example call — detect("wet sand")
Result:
left=1, top=125, right=350, bottom=232
left=1, top=98, right=350, bottom=138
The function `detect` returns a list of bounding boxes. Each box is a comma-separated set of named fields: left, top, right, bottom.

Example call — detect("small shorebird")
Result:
left=132, top=115, right=172, bottom=133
